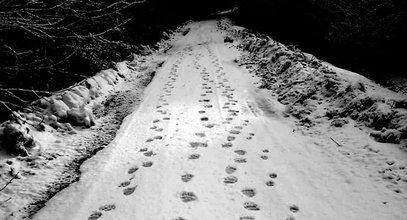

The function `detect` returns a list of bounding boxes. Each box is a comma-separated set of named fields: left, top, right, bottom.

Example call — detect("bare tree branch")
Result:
left=0, top=171, right=20, bottom=192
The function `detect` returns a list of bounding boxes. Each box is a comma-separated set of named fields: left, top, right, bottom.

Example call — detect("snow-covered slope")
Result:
left=28, top=20, right=407, bottom=220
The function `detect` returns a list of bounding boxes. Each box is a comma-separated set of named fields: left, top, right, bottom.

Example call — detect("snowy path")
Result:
left=32, top=21, right=406, bottom=220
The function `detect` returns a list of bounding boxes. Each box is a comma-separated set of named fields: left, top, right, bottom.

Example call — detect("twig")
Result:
left=53, top=78, right=87, bottom=94
left=0, top=88, right=52, bottom=95
left=330, top=137, right=342, bottom=147
left=0, top=171, right=20, bottom=192
left=0, top=101, right=37, bottom=126
left=0, top=101, right=22, bottom=122
left=0, top=197, right=12, bottom=206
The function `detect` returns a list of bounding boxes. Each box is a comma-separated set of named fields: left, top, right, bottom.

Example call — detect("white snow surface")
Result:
left=30, top=20, right=407, bottom=220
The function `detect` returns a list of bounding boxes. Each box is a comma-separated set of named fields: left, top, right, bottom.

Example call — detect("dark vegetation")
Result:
left=0, top=0, right=234, bottom=122
left=232, top=0, right=407, bottom=82
left=1, top=0, right=405, bottom=122
left=0, top=0, right=144, bottom=121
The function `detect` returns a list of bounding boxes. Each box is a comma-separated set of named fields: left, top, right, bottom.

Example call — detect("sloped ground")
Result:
left=0, top=36, right=175, bottom=218
left=224, top=20, right=407, bottom=145
left=223, top=16, right=407, bottom=211
left=26, top=20, right=407, bottom=220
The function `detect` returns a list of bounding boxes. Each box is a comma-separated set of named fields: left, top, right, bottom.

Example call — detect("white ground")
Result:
left=31, top=21, right=407, bottom=220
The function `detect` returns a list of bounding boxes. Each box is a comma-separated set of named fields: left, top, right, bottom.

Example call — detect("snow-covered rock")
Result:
left=1, top=122, right=35, bottom=156
left=62, top=91, right=84, bottom=109
left=67, top=106, right=95, bottom=127
left=50, top=98, right=70, bottom=120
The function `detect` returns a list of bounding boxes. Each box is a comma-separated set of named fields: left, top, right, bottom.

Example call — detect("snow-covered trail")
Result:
left=32, top=21, right=406, bottom=220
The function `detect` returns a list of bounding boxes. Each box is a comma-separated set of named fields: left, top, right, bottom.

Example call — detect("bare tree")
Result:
left=0, top=0, right=147, bottom=118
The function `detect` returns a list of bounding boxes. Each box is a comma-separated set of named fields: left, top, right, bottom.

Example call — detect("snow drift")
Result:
left=222, top=20, right=407, bottom=144
left=0, top=62, right=134, bottom=156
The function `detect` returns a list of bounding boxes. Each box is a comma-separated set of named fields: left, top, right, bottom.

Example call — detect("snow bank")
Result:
left=225, top=21, right=407, bottom=143
left=0, top=62, right=133, bottom=156
left=36, top=62, right=130, bottom=128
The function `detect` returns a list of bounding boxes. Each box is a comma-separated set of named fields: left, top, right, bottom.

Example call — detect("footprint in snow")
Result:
left=240, top=216, right=255, bottom=220
left=195, top=132, right=206, bottom=137
left=179, top=191, right=198, bottom=202
left=145, top=138, right=154, bottom=143
left=224, top=176, right=238, bottom=184
left=99, top=204, right=116, bottom=212
left=289, top=205, right=300, bottom=213
left=118, top=181, right=131, bottom=187
left=266, top=180, right=275, bottom=187
left=234, top=150, right=246, bottom=155
left=225, top=166, right=237, bottom=174
left=234, top=158, right=247, bottom=163
left=188, top=154, right=200, bottom=160
left=227, top=136, right=236, bottom=141
left=230, top=130, right=240, bottom=135
left=189, top=142, right=208, bottom=148
left=128, top=166, right=139, bottom=174
left=200, top=117, right=209, bottom=121
left=144, top=151, right=153, bottom=157
left=243, top=202, right=260, bottom=211
left=142, top=161, right=153, bottom=167
left=123, top=186, right=137, bottom=195
left=241, top=188, right=256, bottom=197
left=88, top=211, right=102, bottom=220
left=181, top=173, right=194, bottom=182
left=222, top=142, right=233, bottom=148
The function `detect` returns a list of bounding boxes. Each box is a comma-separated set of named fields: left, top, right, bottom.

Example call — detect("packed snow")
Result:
left=1, top=19, right=406, bottom=219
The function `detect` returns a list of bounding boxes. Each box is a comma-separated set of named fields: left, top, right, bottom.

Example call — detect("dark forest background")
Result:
left=233, top=0, right=407, bottom=82
left=1, top=0, right=406, bottom=118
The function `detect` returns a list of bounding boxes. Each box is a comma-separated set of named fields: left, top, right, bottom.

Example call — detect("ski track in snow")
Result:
left=31, top=20, right=407, bottom=220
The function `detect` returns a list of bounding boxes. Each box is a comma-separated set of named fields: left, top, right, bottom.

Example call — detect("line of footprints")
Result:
left=174, top=47, right=300, bottom=220
left=87, top=49, right=190, bottom=220
left=88, top=46, right=300, bottom=220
